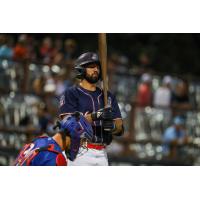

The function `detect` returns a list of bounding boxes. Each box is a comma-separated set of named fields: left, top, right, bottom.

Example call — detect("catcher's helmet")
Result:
left=59, top=112, right=93, bottom=161
left=74, top=52, right=101, bottom=79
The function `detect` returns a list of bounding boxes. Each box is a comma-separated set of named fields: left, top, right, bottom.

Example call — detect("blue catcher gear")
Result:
left=60, top=112, right=93, bottom=161
left=14, top=136, right=67, bottom=166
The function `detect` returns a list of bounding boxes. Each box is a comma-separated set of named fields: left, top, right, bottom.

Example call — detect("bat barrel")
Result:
left=98, top=33, right=108, bottom=107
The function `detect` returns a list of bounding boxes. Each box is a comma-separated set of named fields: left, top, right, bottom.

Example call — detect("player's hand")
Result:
left=91, top=107, right=113, bottom=121
left=103, top=120, right=115, bottom=132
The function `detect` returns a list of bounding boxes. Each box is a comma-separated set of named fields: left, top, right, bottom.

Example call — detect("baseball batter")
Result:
left=15, top=113, right=93, bottom=166
left=59, top=52, right=124, bottom=166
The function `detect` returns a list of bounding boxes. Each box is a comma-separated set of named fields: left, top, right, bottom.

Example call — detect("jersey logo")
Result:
left=15, top=143, right=37, bottom=166
left=97, top=111, right=102, bottom=118
left=23, top=143, right=35, bottom=156
left=92, top=54, right=98, bottom=60
left=59, top=95, right=65, bottom=107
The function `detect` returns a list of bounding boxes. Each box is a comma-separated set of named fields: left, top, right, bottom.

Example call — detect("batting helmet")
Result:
left=74, top=52, right=102, bottom=79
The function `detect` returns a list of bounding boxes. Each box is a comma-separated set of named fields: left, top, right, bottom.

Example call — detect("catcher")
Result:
left=14, top=112, right=93, bottom=166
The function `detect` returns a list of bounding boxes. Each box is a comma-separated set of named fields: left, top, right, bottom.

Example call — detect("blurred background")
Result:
left=0, top=33, right=200, bottom=166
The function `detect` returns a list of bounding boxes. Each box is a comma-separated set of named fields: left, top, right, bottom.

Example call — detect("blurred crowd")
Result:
left=133, top=74, right=193, bottom=159
left=0, top=34, right=79, bottom=64
left=0, top=33, right=200, bottom=165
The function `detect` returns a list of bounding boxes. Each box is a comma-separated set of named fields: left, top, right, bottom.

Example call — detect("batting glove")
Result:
left=103, top=120, right=116, bottom=132
left=91, top=107, right=113, bottom=121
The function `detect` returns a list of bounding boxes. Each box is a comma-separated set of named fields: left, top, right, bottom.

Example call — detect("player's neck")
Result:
left=52, top=133, right=65, bottom=150
left=79, top=80, right=96, bottom=91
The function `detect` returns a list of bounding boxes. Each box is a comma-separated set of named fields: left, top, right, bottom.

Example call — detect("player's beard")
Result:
left=85, top=72, right=100, bottom=84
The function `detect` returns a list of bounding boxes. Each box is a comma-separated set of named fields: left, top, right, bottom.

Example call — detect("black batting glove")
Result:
left=91, top=107, right=113, bottom=121
left=103, top=120, right=115, bottom=132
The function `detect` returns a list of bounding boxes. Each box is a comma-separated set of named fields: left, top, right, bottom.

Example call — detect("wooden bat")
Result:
left=98, top=33, right=108, bottom=108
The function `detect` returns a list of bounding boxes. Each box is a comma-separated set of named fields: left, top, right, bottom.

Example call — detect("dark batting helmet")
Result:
left=74, top=52, right=102, bottom=79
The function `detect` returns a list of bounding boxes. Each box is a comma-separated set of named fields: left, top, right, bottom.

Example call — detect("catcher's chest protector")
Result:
left=14, top=136, right=67, bottom=166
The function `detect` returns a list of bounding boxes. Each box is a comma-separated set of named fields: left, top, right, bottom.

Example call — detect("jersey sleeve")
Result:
left=109, top=92, right=122, bottom=119
left=58, top=87, right=78, bottom=118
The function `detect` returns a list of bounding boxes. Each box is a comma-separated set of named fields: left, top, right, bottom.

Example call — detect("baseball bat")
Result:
left=98, top=33, right=108, bottom=108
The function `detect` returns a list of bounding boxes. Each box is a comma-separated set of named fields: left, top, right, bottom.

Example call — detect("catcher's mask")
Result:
left=54, top=112, right=93, bottom=161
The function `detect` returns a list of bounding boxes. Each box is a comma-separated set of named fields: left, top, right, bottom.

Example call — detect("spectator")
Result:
left=107, top=53, right=119, bottom=73
left=52, top=52, right=64, bottom=66
left=107, top=53, right=121, bottom=89
left=43, top=73, right=56, bottom=94
left=171, top=80, right=192, bottom=116
left=52, top=38, right=64, bottom=66
left=13, top=34, right=29, bottom=60
left=0, top=34, right=13, bottom=59
left=25, top=35, right=38, bottom=61
left=63, top=38, right=78, bottom=64
left=138, top=52, right=152, bottom=73
left=54, top=73, right=70, bottom=96
left=54, top=38, right=63, bottom=53
left=153, top=75, right=173, bottom=132
left=32, top=75, right=46, bottom=96
left=136, top=73, right=152, bottom=107
left=39, top=37, right=55, bottom=64
left=134, top=73, right=153, bottom=140
left=153, top=75, right=173, bottom=108
left=163, top=116, right=188, bottom=159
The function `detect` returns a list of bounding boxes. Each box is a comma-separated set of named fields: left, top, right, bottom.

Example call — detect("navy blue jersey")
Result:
left=15, top=136, right=67, bottom=166
left=58, top=86, right=122, bottom=144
